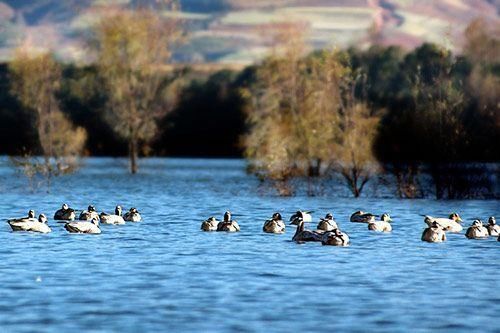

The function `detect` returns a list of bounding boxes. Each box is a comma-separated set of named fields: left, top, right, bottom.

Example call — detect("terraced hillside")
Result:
left=0, top=0, right=498, bottom=63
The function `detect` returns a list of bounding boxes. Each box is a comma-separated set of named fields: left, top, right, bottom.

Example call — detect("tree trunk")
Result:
left=129, top=137, right=138, bottom=174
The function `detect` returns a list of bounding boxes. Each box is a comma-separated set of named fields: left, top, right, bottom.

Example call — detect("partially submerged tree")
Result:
left=334, top=102, right=380, bottom=197
left=91, top=4, right=182, bottom=173
left=244, top=24, right=342, bottom=194
left=9, top=47, right=87, bottom=190
left=244, top=23, right=380, bottom=196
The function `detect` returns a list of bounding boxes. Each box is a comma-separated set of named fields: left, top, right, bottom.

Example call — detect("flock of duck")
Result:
left=6, top=205, right=500, bottom=245
left=6, top=204, right=142, bottom=234
left=201, top=210, right=500, bottom=246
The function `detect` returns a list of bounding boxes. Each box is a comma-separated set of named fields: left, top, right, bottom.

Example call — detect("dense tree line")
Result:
left=0, top=17, right=497, bottom=196
left=1, top=44, right=496, bottom=161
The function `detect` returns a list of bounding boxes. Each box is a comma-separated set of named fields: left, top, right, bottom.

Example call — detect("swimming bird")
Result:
left=216, top=211, right=240, bottom=232
left=424, top=213, right=463, bottom=233
left=65, top=217, right=101, bottom=234
left=316, top=213, right=338, bottom=232
left=321, top=228, right=350, bottom=246
left=100, top=206, right=125, bottom=225
left=123, top=207, right=142, bottom=222
left=350, top=211, right=376, bottom=223
left=368, top=213, right=392, bottom=232
left=79, top=205, right=99, bottom=221
left=289, top=211, right=312, bottom=223
left=201, top=217, right=219, bottom=231
left=290, top=217, right=322, bottom=242
left=263, top=212, right=286, bottom=234
left=465, top=220, right=489, bottom=239
left=486, top=217, right=499, bottom=236
left=421, top=221, right=447, bottom=243
left=7, top=213, right=51, bottom=233
left=54, top=203, right=76, bottom=221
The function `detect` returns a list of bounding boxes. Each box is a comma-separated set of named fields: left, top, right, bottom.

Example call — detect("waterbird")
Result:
left=321, top=228, right=350, bottom=246
left=216, top=211, right=240, bottom=232
left=7, top=213, right=51, bottom=233
left=201, top=217, right=219, bottom=231
left=100, top=205, right=125, bottom=225
left=423, top=213, right=463, bottom=233
left=316, top=213, right=338, bottom=232
left=65, top=217, right=101, bottom=234
left=54, top=203, right=76, bottom=221
left=289, top=211, right=312, bottom=223
left=421, top=221, right=447, bottom=243
left=79, top=205, right=99, bottom=221
left=123, top=207, right=142, bottom=222
left=368, top=213, right=393, bottom=232
left=465, top=220, right=489, bottom=239
left=290, top=217, right=322, bottom=243
left=350, top=211, right=376, bottom=223
left=263, top=212, right=286, bottom=234
left=486, top=217, right=499, bottom=236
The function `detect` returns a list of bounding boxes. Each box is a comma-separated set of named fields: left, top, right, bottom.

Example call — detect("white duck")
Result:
left=100, top=206, right=125, bottom=225
left=7, top=212, right=51, bottom=233
left=54, top=203, right=76, bottom=221
left=486, top=217, right=499, bottom=236
left=79, top=205, right=99, bottom=221
left=289, top=211, right=312, bottom=223
left=321, top=228, right=350, bottom=246
left=424, top=213, right=463, bottom=233
left=421, top=221, right=447, bottom=243
left=263, top=212, right=286, bottom=234
left=350, top=211, right=376, bottom=223
left=65, top=217, right=101, bottom=234
left=123, top=207, right=142, bottom=222
left=201, top=217, right=219, bottom=231
left=316, top=213, right=338, bottom=232
left=368, top=213, right=392, bottom=232
left=465, top=220, right=489, bottom=239
left=290, top=217, right=322, bottom=242
left=216, top=211, right=240, bottom=232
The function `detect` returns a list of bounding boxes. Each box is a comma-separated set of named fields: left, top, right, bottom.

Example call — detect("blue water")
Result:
left=0, top=158, right=498, bottom=333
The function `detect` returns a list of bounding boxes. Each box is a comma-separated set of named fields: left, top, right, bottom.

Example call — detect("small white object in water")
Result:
left=36, top=276, right=42, bottom=282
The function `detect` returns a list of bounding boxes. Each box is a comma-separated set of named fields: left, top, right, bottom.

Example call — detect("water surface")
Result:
left=0, top=158, right=498, bottom=332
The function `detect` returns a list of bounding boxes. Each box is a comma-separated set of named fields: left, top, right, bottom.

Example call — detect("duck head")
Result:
left=62, top=203, right=69, bottom=210
left=28, top=210, right=35, bottom=218
left=471, top=219, right=483, bottom=228
left=324, top=213, right=333, bottom=220
left=488, top=216, right=496, bottom=225
left=115, top=205, right=122, bottom=216
left=289, top=216, right=303, bottom=226
left=289, top=211, right=303, bottom=221
left=88, top=205, right=96, bottom=212
left=38, top=214, right=47, bottom=223
left=381, top=213, right=392, bottom=222
left=272, top=212, right=282, bottom=221
left=449, top=213, right=462, bottom=222
left=223, top=211, right=231, bottom=222
left=431, top=221, right=443, bottom=229
left=130, top=207, right=139, bottom=214
left=206, top=216, right=217, bottom=222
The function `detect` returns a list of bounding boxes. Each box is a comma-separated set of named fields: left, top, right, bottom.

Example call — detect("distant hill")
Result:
left=0, top=0, right=498, bottom=64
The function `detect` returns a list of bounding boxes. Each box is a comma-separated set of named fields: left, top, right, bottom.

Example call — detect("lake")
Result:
left=0, top=158, right=498, bottom=332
